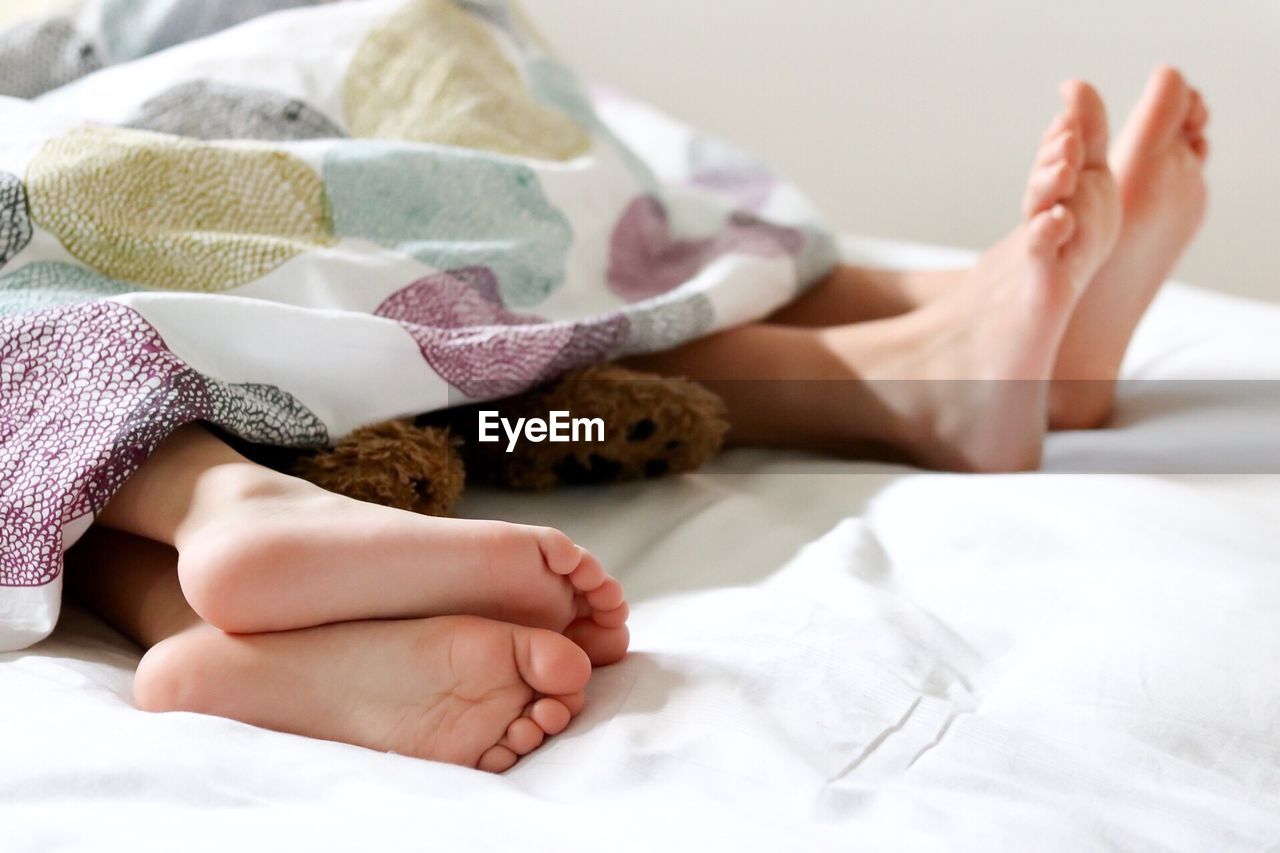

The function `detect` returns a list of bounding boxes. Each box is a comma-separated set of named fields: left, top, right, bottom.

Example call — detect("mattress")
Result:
left=4, top=236, right=1279, bottom=851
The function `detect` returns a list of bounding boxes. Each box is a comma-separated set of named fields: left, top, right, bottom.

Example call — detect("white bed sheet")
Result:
left=4, top=237, right=1280, bottom=852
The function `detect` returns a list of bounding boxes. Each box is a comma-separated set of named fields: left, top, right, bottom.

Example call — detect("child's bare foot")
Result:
left=818, top=82, right=1121, bottom=471
left=173, top=466, right=629, bottom=665
left=1050, top=65, right=1210, bottom=429
left=135, top=615, right=590, bottom=772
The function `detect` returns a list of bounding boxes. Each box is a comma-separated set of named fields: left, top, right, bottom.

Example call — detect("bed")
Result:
left=5, top=236, right=1280, bottom=851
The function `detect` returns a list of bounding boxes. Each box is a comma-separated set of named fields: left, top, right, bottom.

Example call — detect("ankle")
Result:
left=1049, top=379, right=1116, bottom=430
left=773, top=328, right=928, bottom=455
left=172, top=465, right=338, bottom=633
left=174, top=461, right=315, bottom=548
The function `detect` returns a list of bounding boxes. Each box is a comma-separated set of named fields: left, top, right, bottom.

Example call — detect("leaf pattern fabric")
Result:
left=0, top=0, right=837, bottom=649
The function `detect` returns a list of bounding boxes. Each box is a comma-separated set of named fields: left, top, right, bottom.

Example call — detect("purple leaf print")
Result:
left=608, top=195, right=805, bottom=303
left=378, top=267, right=628, bottom=399
left=1, top=300, right=326, bottom=587
left=686, top=136, right=779, bottom=213
left=688, top=169, right=777, bottom=214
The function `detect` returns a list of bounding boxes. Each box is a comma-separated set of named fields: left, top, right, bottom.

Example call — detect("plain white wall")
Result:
left=525, top=0, right=1280, bottom=301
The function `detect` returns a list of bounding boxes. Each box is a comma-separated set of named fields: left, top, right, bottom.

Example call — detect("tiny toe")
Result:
left=478, top=745, right=519, bottom=773
left=1059, top=131, right=1085, bottom=169
left=1042, top=112, right=1071, bottom=143
left=585, top=578, right=625, bottom=612
left=1024, top=162, right=1078, bottom=216
left=567, top=552, right=607, bottom=592
left=529, top=697, right=573, bottom=735
left=1030, top=205, right=1076, bottom=255
left=535, top=528, right=584, bottom=576
left=557, top=691, right=586, bottom=717
left=1037, top=127, right=1083, bottom=169
left=565, top=620, right=631, bottom=666
left=1186, top=89, right=1209, bottom=131
left=591, top=601, right=630, bottom=629
left=503, top=717, right=546, bottom=755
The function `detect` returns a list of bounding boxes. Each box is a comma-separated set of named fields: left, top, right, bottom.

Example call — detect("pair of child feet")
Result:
left=776, top=65, right=1209, bottom=472
left=131, top=463, right=630, bottom=774
left=133, top=66, right=1210, bottom=775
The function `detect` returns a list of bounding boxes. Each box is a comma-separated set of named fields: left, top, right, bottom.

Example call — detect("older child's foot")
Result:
left=636, top=83, right=1123, bottom=470
left=135, top=615, right=590, bottom=772
left=173, top=465, right=629, bottom=665
left=820, top=81, right=1121, bottom=471
left=1050, top=66, right=1210, bottom=429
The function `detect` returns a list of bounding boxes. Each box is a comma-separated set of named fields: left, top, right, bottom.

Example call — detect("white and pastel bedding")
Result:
left=5, top=236, right=1280, bottom=851
left=4, top=1, right=1279, bottom=847
left=0, top=0, right=835, bottom=648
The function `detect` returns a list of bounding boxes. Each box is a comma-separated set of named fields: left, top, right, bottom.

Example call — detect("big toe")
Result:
left=514, top=626, right=593, bottom=696
left=1128, top=65, right=1195, bottom=149
left=1060, top=79, right=1110, bottom=167
left=1029, top=204, right=1077, bottom=258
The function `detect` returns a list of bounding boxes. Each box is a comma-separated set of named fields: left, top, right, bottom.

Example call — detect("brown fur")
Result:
left=290, top=365, right=728, bottom=516
left=291, top=418, right=465, bottom=517
left=444, top=365, right=729, bottom=491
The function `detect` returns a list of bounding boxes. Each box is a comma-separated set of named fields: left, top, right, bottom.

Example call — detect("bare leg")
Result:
left=627, top=323, right=908, bottom=455
left=66, top=530, right=590, bottom=772
left=94, top=425, right=629, bottom=664
left=770, top=264, right=963, bottom=328
left=633, top=82, right=1122, bottom=472
left=65, top=529, right=201, bottom=648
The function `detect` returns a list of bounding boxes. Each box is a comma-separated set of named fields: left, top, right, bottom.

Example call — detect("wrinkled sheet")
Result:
left=4, top=236, right=1279, bottom=851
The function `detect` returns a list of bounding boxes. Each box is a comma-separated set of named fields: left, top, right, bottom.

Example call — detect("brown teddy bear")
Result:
left=287, top=365, right=729, bottom=517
